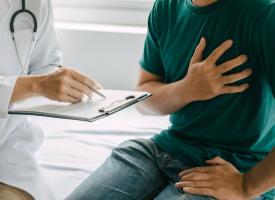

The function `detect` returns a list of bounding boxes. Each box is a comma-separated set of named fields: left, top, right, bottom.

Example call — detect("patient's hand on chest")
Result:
left=180, top=37, right=253, bottom=102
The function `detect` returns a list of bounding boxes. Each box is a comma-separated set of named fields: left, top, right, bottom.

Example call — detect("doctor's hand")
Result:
left=37, top=67, right=101, bottom=103
left=180, top=38, right=253, bottom=102
left=175, top=157, right=251, bottom=200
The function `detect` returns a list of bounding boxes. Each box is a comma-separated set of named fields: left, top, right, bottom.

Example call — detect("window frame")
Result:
left=52, top=0, right=154, bottom=27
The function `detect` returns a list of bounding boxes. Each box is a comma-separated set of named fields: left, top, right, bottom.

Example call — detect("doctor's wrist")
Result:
left=29, top=75, right=45, bottom=96
left=11, top=75, right=42, bottom=103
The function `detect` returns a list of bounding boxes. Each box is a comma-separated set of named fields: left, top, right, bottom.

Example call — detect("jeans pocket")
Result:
left=158, top=152, right=175, bottom=167
left=159, top=152, right=188, bottom=170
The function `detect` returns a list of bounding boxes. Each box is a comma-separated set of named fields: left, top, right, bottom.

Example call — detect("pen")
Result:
left=91, top=88, right=106, bottom=99
left=58, top=65, right=106, bottom=99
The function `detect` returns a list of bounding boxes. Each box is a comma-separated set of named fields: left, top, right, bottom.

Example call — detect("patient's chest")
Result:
left=158, top=11, right=257, bottom=85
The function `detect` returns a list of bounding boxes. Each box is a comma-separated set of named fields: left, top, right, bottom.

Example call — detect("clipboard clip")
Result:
left=98, top=95, right=136, bottom=114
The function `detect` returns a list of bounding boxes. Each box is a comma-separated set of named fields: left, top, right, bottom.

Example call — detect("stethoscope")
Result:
left=10, top=0, right=38, bottom=75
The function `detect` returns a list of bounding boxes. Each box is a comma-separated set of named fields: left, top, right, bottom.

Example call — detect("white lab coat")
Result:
left=0, top=0, right=62, bottom=199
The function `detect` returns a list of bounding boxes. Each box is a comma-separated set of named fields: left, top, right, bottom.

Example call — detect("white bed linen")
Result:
left=32, top=107, right=170, bottom=200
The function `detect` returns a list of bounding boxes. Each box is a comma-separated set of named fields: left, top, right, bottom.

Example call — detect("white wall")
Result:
left=55, top=28, right=147, bottom=90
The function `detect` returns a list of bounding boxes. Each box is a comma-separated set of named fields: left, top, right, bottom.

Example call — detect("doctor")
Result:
left=0, top=0, right=99, bottom=199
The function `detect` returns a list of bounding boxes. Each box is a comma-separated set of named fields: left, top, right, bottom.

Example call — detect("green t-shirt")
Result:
left=140, top=0, right=275, bottom=198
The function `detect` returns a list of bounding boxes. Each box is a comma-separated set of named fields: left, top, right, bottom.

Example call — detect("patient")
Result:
left=66, top=0, right=275, bottom=199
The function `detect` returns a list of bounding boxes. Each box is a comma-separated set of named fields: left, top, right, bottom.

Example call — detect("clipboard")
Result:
left=8, top=90, right=152, bottom=122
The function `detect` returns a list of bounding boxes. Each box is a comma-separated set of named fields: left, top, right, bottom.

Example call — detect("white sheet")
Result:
left=33, top=107, right=170, bottom=200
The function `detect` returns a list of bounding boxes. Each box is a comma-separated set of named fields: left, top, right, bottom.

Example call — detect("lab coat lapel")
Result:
left=0, top=0, right=12, bottom=25
left=0, top=30, right=19, bottom=75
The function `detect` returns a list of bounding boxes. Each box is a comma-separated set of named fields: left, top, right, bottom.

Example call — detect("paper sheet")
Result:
left=9, top=90, right=150, bottom=120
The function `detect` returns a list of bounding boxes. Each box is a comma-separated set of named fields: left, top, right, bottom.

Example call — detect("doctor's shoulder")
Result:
left=28, top=0, right=53, bottom=23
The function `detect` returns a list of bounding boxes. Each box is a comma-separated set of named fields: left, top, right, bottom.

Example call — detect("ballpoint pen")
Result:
left=91, top=88, right=106, bottom=99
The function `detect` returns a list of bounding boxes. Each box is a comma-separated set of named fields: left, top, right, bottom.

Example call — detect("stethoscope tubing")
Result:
left=10, top=9, right=37, bottom=33
left=10, top=0, right=38, bottom=75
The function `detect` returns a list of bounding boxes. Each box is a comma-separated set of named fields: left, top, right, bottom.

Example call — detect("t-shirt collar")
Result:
left=186, top=0, right=227, bottom=14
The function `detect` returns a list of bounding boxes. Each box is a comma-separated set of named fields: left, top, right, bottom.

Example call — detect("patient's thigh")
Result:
left=66, top=139, right=168, bottom=200
left=155, top=183, right=215, bottom=200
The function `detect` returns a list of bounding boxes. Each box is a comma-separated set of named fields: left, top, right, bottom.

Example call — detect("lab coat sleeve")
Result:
left=28, top=0, right=62, bottom=75
left=0, top=76, right=18, bottom=118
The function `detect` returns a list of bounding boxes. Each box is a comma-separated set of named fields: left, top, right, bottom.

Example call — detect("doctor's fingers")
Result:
left=55, top=84, right=83, bottom=103
left=68, top=68, right=97, bottom=89
left=69, top=78, right=92, bottom=97
left=60, top=94, right=81, bottom=103
left=65, top=86, right=85, bottom=101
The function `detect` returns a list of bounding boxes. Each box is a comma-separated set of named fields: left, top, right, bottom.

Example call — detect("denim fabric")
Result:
left=66, top=139, right=266, bottom=200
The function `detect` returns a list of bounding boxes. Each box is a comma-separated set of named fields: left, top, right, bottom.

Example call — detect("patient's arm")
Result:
left=244, top=148, right=275, bottom=199
left=136, top=69, right=193, bottom=115
left=137, top=38, right=251, bottom=115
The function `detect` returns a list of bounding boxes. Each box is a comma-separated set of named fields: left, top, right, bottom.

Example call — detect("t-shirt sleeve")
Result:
left=254, top=5, right=275, bottom=98
left=139, top=1, right=165, bottom=77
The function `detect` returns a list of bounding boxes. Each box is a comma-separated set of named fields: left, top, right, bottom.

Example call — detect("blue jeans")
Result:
left=66, top=139, right=265, bottom=200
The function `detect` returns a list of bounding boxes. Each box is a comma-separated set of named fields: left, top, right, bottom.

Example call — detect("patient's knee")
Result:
left=0, top=184, right=34, bottom=200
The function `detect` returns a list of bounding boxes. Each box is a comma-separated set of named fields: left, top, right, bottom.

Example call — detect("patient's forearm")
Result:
left=137, top=78, right=193, bottom=115
left=244, top=148, right=275, bottom=199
